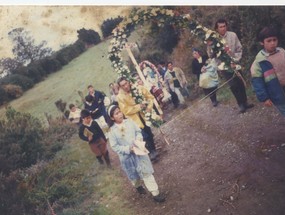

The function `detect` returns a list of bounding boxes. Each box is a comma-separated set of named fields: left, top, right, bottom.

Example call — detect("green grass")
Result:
left=0, top=39, right=118, bottom=123
left=0, top=34, right=142, bottom=214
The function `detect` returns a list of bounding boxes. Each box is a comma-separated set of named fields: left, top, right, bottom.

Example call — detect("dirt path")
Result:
left=111, top=99, right=285, bottom=215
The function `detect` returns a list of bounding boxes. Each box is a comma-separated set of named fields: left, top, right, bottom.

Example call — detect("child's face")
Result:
left=193, top=51, right=200, bottom=59
left=261, top=36, right=278, bottom=54
left=82, top=115, right=92, bottom=124
left=111, top=108, right=124, bottom=124
left=88, top=87, right=95, bottom=95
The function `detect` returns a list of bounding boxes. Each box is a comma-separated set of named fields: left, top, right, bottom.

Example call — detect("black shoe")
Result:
left=149, top=151, right=158, bottom=161
left=153, top=193, right=166, bottom=203
left=212, top=101, right=219, bottom=107
left=136, top=186, right=146, bottom=195
left=239, top=104, right=246, bottom=113
left=245, top=103, right=254, bottom=109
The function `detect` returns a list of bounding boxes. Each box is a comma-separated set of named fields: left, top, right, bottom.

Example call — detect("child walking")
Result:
left=250, top=26, right=285, bottom=116
left=78, top=109, right=111, bottom=166
left=107, top=105, right=165, bottom=203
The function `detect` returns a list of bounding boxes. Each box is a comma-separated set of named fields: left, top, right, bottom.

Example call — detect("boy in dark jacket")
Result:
left=79, top=109, right=111, bottom=166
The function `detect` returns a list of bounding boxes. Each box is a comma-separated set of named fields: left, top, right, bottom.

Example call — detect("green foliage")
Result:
left=0, top=57, right=21, bottom=75
left=55, top=99, right=67, bottom=113
left=0, top=74, right=34, bottom=91
left=0, top=169, right=27, bottom=215
left=40, top=57, right=63, bottom=74
left=77, top=28, right=101, bottom=45
left=2, top=84, right=23, bottom=99
left=0, top=107, right=44, bottom=175
left=15, top=62, right=47, bottom=82
left=0, top=107, right=77, bottom=214
left=0, top=86, right=8, bottom=105
left=55, top=41, right=86, bottom=66
left=101, top=16, right=123, bottom=38
left=8, top=27, right=53, bottom=65
left=20, top=144, right=97, bottom=214
left=153, top=23, right=180, bottom=53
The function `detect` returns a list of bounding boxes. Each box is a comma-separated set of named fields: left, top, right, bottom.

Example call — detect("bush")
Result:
left=101, top=16, right=123, bottom=38
left=157, top=24, right=180, bottom=53
left=25, top=63, right=47, bottom=82
left=77, top=28, right=101, bottom=45
left=0, top=74, right=34, bottom=91
left=0, top=107, right=45, bottom=175
left=54, top=40, right=86, bottom=67
left=2, top=84, right=23, bottom=99
left=0, top=86, right=8, bottom=105
left=0, top=170, right=27, bottom=214
left=0, top=107, right=77, bottom=214
left=73, top=39, right=86, bottom=54
left=40, top=57, right=62, bottom=74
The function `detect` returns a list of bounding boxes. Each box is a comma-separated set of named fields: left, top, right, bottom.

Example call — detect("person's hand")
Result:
left=140, top=103, right=147, bottom=110
left=206, top=40, right=213, bottom=46
left=224, top=45, right=230, bottom=52
left=230, top=62, right=236, bottom=69
left=88, top=135, right=93, bottom=142
left=201, top=66, right=206, bottom=73
left=264, top=99, right=273, bottom=107
left=130, top=145, right=135, bottom=153
left=145, top=107, right=152, bottom=113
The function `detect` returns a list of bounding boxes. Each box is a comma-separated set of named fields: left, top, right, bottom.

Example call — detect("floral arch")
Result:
left=108, top=7, right=235, bottom=127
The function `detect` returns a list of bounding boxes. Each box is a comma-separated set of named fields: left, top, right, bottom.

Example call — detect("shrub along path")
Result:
left=110, top=99, right=285, bottom=215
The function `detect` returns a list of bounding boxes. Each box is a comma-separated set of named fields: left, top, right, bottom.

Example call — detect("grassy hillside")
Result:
left=0, top=39, right=118, bottom=123
left=0, top=34, right=142, bottom=214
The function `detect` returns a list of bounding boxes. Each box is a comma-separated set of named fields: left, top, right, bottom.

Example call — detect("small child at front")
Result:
left=78, top=109, right=111, bottom=166
left=107, top=105, right=165, bottom=203
left=250, top=26, right=285, bottom=116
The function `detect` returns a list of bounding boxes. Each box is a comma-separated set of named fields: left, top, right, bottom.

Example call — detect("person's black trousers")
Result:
left=222, top=71, right=247, bottom=105
left=203, top=87, right=218, bottom=104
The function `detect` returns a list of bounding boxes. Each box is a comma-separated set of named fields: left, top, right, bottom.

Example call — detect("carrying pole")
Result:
left=125, top=43, right=163, bottom=115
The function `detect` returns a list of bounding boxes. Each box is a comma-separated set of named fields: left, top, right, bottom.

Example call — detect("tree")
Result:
left=77, top=28, right=101, bottom=46
left=0, top=58, right=21, bottom=76
left=8, top=28, right=53, bottom=65
left=101, top=16, right=123, bottom=38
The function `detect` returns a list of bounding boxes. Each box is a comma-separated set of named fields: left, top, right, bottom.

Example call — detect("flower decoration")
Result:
left=108, top=7, right=236, bottom=127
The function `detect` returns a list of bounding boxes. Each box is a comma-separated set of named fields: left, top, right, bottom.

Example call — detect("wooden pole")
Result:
left=125, top=44, right=163, bottom=115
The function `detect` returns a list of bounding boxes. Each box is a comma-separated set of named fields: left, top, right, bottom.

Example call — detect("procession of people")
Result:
left=71, top=17, right=285, bottom=204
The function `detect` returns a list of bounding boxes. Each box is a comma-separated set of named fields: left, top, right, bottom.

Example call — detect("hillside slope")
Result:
left=0, top=40, right=117, bottom=122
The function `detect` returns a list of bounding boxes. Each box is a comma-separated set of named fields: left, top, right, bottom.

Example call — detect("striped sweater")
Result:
left=250, top=47, right=285, bottom=105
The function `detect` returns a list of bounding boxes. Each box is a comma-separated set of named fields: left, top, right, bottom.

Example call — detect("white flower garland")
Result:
left=108, top=7, right=236, bottom=127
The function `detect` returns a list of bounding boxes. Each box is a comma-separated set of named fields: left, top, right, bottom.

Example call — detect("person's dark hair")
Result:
left=80, top=109, right=91, bottom=119
left=192, top=48, right=202, bottom=55
left=85, top=95, right=93, bottom=103
left=167, top=61, right=173, bottom=66
left=117, top=76, right=128, bottom=86
left=159, top=61, right=165, bottom=65
left=131, top=72, right=139, bottom=78
left=214, top=18, right=228, bottom=30
left=257, top=26, right=280, bottom=42
left=87, top=85, right=93, bottom=89
left=69, top=104, right=75, bottom=110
